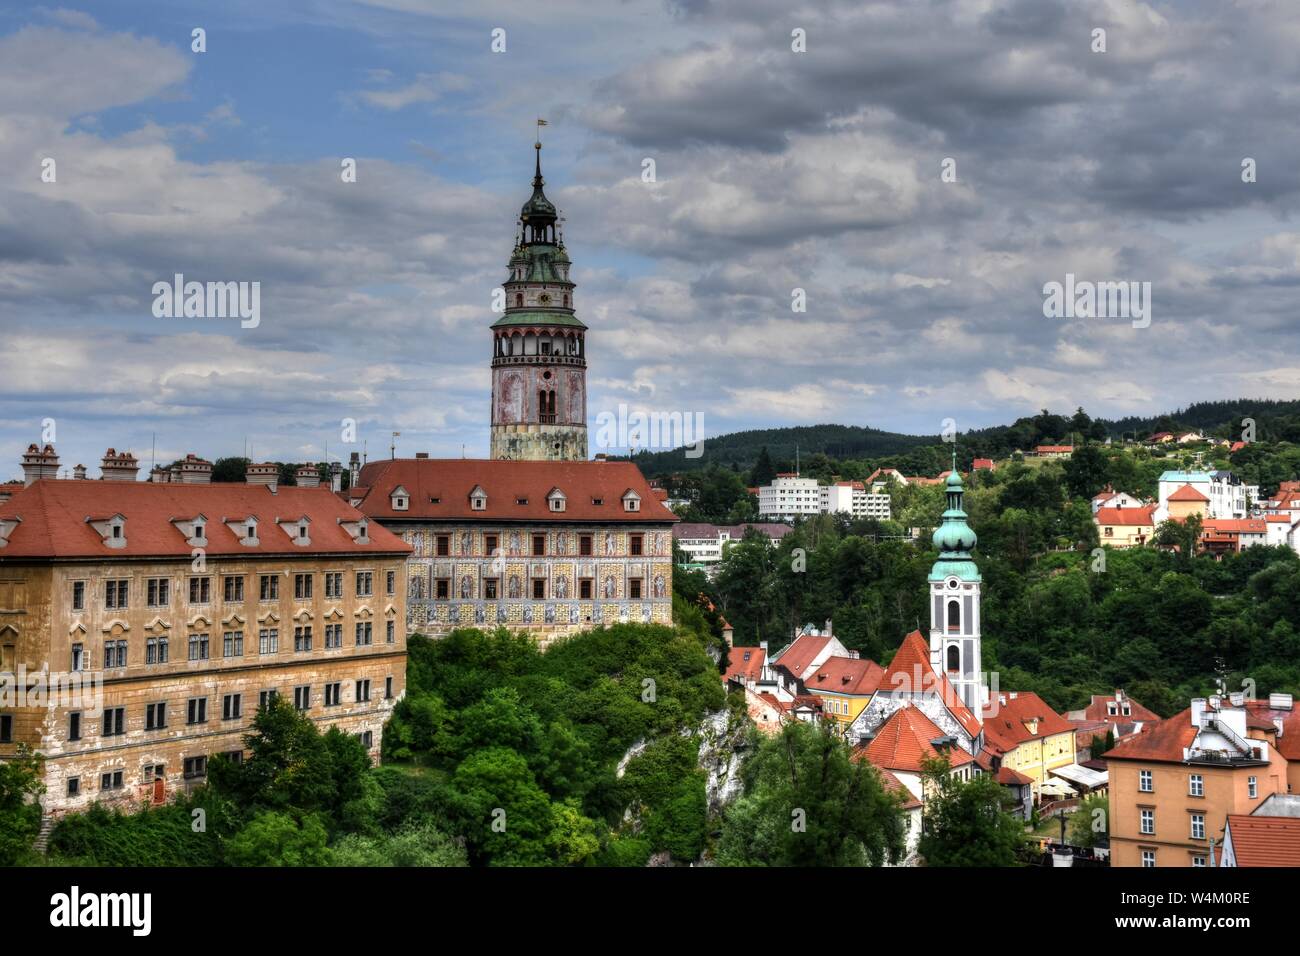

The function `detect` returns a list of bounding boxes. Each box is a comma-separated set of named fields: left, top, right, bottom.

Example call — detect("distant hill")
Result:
left=617, top=399, right=1300, bottom=479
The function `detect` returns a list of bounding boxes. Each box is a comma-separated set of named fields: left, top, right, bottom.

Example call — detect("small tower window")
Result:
left=947, top=599, right=960, bottom=633
left=515, top=293, right=523, bottom=308
left=947, top=644, right=960, bottom=673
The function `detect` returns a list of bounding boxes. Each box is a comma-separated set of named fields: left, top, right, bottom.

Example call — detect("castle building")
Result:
left=0, top=479, right=410, bottom=816
left=490, top=141, right=587, bottom=462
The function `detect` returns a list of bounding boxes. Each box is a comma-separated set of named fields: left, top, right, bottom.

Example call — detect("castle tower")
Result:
left=489, top=141, right=588, bottom=461
left=928, top=452, right=986, bottom=719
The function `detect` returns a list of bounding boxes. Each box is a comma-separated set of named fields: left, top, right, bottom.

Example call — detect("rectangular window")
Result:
left=325, top=572, right=343, bottom=598
left=259, top=628, right=279, bottom=655
left=223, top=693, right=242, bottom=720
left=71, top=643, right=84, bottom=671
left=485, top=534, right=498, bottom=555
left=72, top=580, right=85, bottom=611
left=580, top=579, right=593, bottom=600
left=183, top=756, right=207, bottom=780
left=356, top=572, right=373, bottom=596
left=259, top=575, right=279, bottom=601
left=102, top=707, right=125, bottom=737
left=69, top=711, right=81, bottom=741
left=259, top=690, right=278, bottom=711
left=1249, top=776, right=1258, bottom=799
left=1189, top=774, right=1203, bottom=797
left=1191, top=814, right=1205, bottom=840
left=145, top=702, right=167, bottom=730
left=293, top=685, right=310, bottom=711
left=532, top=534, right=546, bottom=556
left=105, top=578, right=129, bottom=609
left=294, top=573, right=313, bottom=600
left=436, top=535, right=450, bottom=556
left=188, top=576, right=211, bottom=604
left=1139, top=769, right=1153, bottom=792
left=187, top=697, right=207, bottom=725
left=222, top=631, right=244, bottom=658
left=324, top=682, right=341, bottom=707
left=223, top=575, right=244, bottom=602
left=188, top=633, right=210, bottom=661
left=385, top=676, right=393, bottom=700
left=579, top=535, right=593, bottom=556
left=0, top=714, right=11, bottom=743
left=1141, top=849, right=1155, bottom=868
left=386, top=620, right=395, bottom=644
left=356, top=679, right=371, bottom=703
left=1192, top=855, right=1206, bottom=868
left=629, top=579, right=643, bottom=600
left=435, top=578, right=449, bottom=600
left=355, top=622, right=372, bottom=646
left=386, top=570, right=396, bottom=595
left=294, top=626, right=312, bottom=652
left=67, top=777, right=80, bottom=797
left=147, top=577, right=170, bottom=607
left=484, top=579, right=498, bottom=600
left=1140, top=809, right=1155, bottom=835
left=532, top=579, right=545, bottom=599
left=145, top=636, right=170, bottom=665
left=101, top=770, right=124, bottom=791
left=103, top=639, right=128, bottom=669
left=325, top=623, right=342, bottom=649
left=630, top=534, right=644, bottom=556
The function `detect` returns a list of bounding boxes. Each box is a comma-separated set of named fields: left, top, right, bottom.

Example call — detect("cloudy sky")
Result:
left=2, top=0, right=1299, bottom=479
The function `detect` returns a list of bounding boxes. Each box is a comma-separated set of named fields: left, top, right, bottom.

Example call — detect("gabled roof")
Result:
left=880, top=630, right=982, bottom=739
left=804, top=657, right=884, bottom=696
left=1083, top=694, right=1160, bottom=723
left=770, top=634, right=831, bottom=679
left=1103, top=709, right=1198, bottom=762
left=859, top=705, right=975, bottom=774
left=1095, top=505, right=1157, bottom=526
left=1202, top=519, right=1267, bottom=534
left=723, top=645, right=766, bottom=684
left=1169, top=484, right=1210, bottom=502
left=874, top=766, right=923, bottom=809
left=0, top=480, right=408, bottom=558
left=1225, top=815, right=1300, bottom=867
left=350, top=458, right=675, bottom=523
left=983, top=692, right=1074, bottom=751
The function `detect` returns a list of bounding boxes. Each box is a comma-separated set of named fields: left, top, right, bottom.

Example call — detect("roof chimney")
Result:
left=415, top=452, right=429, bottom=459
left=99, top=448, right=139, bottom=482
left=295, top=465, right=321, bottom=489
left=178, top=453, right=213, bottom=484
left=21, top=444, right=59, bottom=486
left=72, top=464, right=87, bottom=480
left=329, top=461, right=343, bottom=494
left=348, top=451, right=361, bottom=489
left=149, top=465, right=171, bottom=483
left=1191, top=697, right=1206, bottom=727
left=246, top=462, right=279, bottom=492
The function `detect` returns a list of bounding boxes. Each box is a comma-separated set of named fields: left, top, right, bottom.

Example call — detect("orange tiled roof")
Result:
left=874, top=766, right=923, bottom=809
left=1169, top=484, right=1210, bottom=502
left=996, top=765, right=1035, bottom=786
left=1202, top=519, right=1267, bottom=534
left=1226, top=815, right=1300, bottom=867
left=804, top=656, right=884, bottom=696
left=772, top=633, right=831, bottom=678
left=1244, top=699, right=1300, bottom=761
left=1083, top=694, right=1161, bottom=723
left=350, top=458, right=676, bottom=524
left=880, top=630, right=982, bottom=739
left=1095, top=505, right=1156, bottom=526
left=860, top=705, right=976, bottom=774
left=0, top=480, right=409, bottom=558
left=982, top=691, right=1074, bottom=751
left=1104, top=709, right=1198, bottom=762
left=723, top=645, right=766, bottom=684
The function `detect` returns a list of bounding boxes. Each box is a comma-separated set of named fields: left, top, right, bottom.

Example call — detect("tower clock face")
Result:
left=538, top=293, right=552, bottom=305
left=946, top=577, right=960, bottom=589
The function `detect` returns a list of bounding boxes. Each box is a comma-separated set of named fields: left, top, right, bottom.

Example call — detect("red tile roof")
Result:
left=874, top=766, right=923, bottom=809
left=723, top=645, right=766, bottom=684
left=772, top=633, right=831, bottom=679
left=880, top=630, right=982, bottom=739
left=996, top=765, right=1035, bottom=786
left=859, top=705, right=976, bottom=774
left=983, top=692, right=1073, bottom=752
left=1083, top=694, right=1161, bottom=723
left=1095, top=505, right=1157, bottom=526
left=0, top=479, right=409, bottom=558
left=1104, top=709, right=1198, bottom=762
left=1035, top=445, right=1074, bottom=453
left=1169, top=483, right=1210, bottom=502
left=804, top=657, right=884, bottom=696
left=1225, top=815, right=1300, bottom=867
left=972, top=458, right=995, bottom=470
left=1202, top=519, right=1267, bottom=534
left=350, top=458, right=676, bottom=524
left=1244, top=699, right=1300, bottom=761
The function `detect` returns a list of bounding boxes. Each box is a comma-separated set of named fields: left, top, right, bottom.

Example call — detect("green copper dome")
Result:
left=520, top=141, right=558, bottom=223
left=928, top=455, right=981, bottom=582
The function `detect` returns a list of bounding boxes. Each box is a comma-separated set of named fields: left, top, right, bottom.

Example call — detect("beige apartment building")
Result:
left=1106, top=693, right=1298, bottom=867
left=0, top=472, right=410, bottom=816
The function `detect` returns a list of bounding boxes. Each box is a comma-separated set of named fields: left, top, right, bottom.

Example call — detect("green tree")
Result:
left=332, top=821, right=468, bottom=867
left=717, top=722, right=905, bottom=866
left=917, top=754, right=1024, bottom=866
left=750, top=446, right=777, bottom=487
left=0, top=745, right=44, bottom=865
left=1068, top=793, right=1109, bottom=849
left=224, top=810, right=334, bottom=866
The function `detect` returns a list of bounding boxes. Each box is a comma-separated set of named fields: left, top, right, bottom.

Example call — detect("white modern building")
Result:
left=820, top=481, right=892, bottom=520
left=672, top=522, right=794, bottom=565
left=757, top=475, right=891, bottom=521
left=1156, top=470, right=1257, bottom=521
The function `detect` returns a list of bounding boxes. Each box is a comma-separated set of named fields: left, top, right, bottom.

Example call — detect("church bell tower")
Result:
left=489, top=139, right=588, bottom=461
left=928, top=452, right=986, bottom=719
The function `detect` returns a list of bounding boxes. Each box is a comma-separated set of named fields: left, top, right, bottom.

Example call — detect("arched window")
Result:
left=515, top=293, right=523, bottom=308
left=947, top=644, right=960, bottom=673
left=947, top=599, right=960, bottom=633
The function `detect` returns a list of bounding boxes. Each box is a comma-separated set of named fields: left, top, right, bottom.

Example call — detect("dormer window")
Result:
left=547, top=488, right=566, bottom=513
left=0, top=517, right=20, bottom=549
left=112, top=525, right=123, bottom=539
left=390, top=485, right=409, bottom=511
left=298, top=522, right=308, bottom=540
left=622, top=490, right=641, bottom=513
left=277, top=516, right=311, bottom=546
left=469, top=485, right=487, bottom=511
left=88, top=514, right=128, bottom=549
left=224, top=515, right=259, bottom=546
left=591, top=498, right=604, bottom=506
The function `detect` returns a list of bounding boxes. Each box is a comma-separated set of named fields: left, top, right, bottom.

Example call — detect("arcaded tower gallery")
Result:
left=490, top=141, right=588, bottom=462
